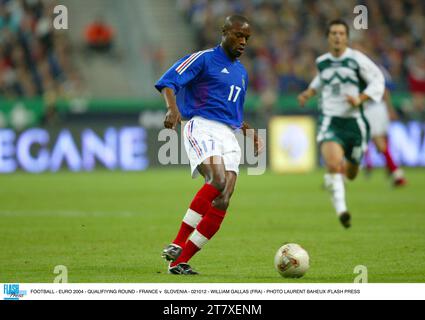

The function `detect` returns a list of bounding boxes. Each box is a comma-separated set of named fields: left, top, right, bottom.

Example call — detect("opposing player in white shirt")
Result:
left=363, top=79, right=407, bottom=186
left=298, top=19, right=385, bottom=228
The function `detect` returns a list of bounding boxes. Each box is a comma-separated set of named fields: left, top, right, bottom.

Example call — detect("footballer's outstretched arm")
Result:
left=156, top=51, right=205, bottom=130
left=347, top=52, right=385, bottom=108
left=242, top=121, right=264, bottom=156
left=298, top=74, right=320, bottom=107
left=298, top=88, right=317, bottom=107
left=346, top=92, right=371, bottom=108
left=161, top=87, right=181, bottom=130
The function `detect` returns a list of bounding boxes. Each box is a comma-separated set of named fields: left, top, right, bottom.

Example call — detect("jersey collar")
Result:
left=330, top=47, right=352, bottom=60
left=218, top=45, right=238, bottom=63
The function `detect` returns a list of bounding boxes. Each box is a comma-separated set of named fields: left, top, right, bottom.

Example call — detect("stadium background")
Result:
left=1, top=0, right=425, bottom=283
left=1, top=0, right=425, bottom=173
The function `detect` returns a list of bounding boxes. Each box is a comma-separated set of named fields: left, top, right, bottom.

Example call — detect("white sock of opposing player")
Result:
left=324, top=173, right=347, bottom=215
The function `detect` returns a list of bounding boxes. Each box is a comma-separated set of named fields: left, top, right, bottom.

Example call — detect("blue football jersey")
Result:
left=155, top=45, right=248, bottom=129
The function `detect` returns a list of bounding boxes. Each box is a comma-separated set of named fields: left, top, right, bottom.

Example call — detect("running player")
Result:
left=298, top=19, right=385, bottom=228
left=364, top=84, right=407, bottom=186
left=155, top=15, right=262, bottom=274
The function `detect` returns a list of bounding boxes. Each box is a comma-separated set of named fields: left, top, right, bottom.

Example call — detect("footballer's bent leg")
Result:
left=321, top=142, right=345, bottom=174
left=345, top=161, right=360, bottom=181
left=374, top=136, right=406, bottom=186
left=162, top=157, right=225, bottom=262
left=170, top=160, right=232, bottom=269
left=321, top=142, right=350, bottom=228
left=212, top=171, right=237, bottom=211
left=199, top=157, right=227, bottom=192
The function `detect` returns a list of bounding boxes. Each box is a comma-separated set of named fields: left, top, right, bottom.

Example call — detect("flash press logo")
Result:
left=3, top=284, right=27, bottom=300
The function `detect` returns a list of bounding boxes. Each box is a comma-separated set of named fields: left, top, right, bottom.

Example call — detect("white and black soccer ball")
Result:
left=274, top=243, right=310, bottom=278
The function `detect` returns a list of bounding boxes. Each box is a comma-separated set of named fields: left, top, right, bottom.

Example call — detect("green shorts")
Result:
left=317, top=115, right=370, bottom=165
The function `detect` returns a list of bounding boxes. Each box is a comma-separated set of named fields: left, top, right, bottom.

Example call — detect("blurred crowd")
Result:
left=1, top=0, right=424, bottom=118
left=0, top=0, right=81, bottom=102
left=178, top=0, right=425, bottom=116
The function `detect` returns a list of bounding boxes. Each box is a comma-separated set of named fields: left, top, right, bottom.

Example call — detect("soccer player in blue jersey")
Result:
left=155, top=15, right=262, bottom=275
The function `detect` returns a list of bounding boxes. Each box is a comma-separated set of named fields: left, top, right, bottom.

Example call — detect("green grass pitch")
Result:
left=0, top=168, right=424, bottom=283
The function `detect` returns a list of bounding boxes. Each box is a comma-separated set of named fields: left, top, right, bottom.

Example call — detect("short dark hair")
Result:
left=326, top=19, right=350, bottom=37
left=223, top=15, right=250, bottom=31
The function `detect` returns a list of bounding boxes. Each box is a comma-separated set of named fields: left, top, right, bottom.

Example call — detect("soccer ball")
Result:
left=274, top=243, right=310, bottom=278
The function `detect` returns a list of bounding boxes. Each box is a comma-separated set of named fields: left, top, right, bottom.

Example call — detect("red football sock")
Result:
left=382, top=146, right=398, bottom=173
left=196, top=206, right=226, bottom=240
left=172, top=184, right=221, bottom=247
left=171, top=206, right=226, bottom=266
left=172, top=223, right=194, bottom=249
